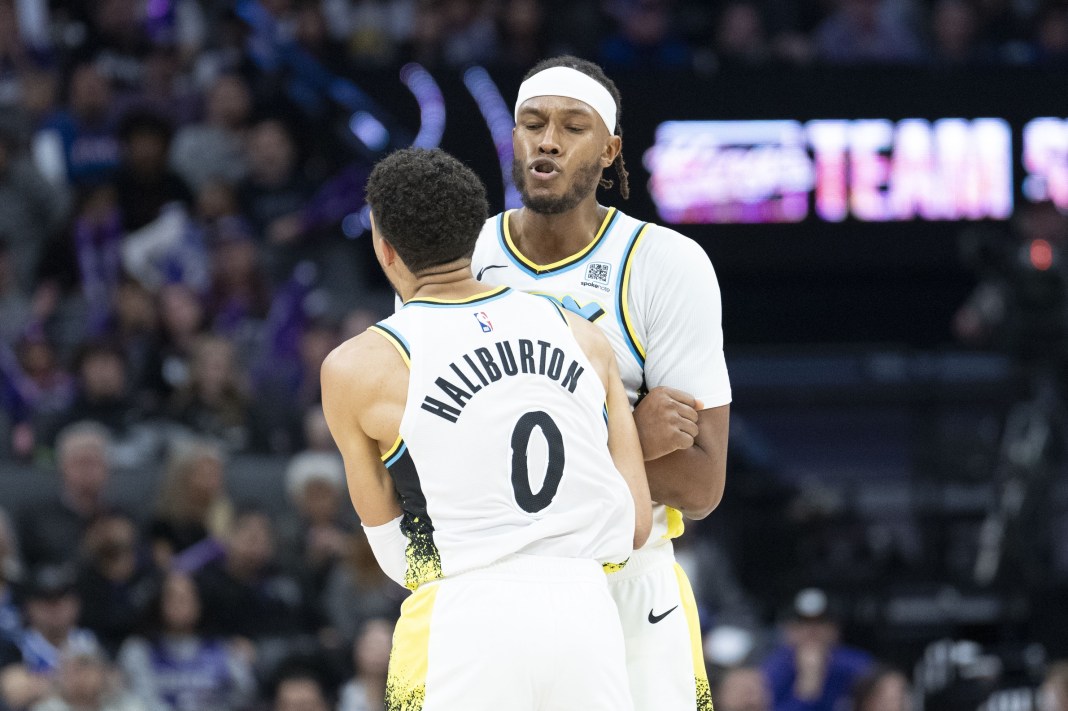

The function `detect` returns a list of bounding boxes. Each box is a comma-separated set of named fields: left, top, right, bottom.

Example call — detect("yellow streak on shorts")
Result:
left=674, top=563, right=714, bottom=711
left=386, top=583, right=439, bottom=711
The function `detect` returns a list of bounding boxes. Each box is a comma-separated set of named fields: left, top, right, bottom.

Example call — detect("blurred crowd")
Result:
left=0, top=0, right=1065, bottom=710
left=0, top=0, right=1067, bottom=461
left=1, top=421, right=1063, bottom=711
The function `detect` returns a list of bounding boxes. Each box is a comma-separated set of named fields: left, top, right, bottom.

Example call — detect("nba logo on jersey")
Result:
left=474, top=311, right=493, bottom=332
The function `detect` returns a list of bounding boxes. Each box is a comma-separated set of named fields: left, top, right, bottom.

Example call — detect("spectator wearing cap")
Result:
left=30, top=634, right=145, bottom=711
left=18, top=422, right=112, bottom=569
left=761, top=588, right=874, bottom=711
left=14, top=565, right=99, bottom=677
left=276, top=451, right=353, bottom=583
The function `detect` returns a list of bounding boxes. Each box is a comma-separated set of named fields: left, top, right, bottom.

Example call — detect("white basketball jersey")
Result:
left=371, top=287, right=636, bottom=590
left=471, top=208, right=732, bottom=547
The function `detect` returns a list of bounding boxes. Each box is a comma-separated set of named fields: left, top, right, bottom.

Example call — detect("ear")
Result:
left=601, top=134, right=622, bottom=168
left=370, top=211, right=397, bottom=267
left=379, top=237, right=398, bottom=266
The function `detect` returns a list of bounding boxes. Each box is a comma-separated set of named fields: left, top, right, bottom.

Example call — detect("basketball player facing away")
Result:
left=321, top=147, right=653, bottom=711
left=470, top=56, right=732, bottom=711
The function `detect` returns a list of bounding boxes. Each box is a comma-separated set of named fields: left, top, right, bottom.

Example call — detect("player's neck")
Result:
left=512, top=198, right=609, bottom=264
left=403, top=261, right=487, bottom=303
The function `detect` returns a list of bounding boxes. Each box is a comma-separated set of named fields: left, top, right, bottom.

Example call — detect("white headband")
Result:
left=514, top=66, right=617, bottom=134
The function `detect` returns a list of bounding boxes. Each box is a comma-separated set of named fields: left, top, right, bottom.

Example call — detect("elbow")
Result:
left=680, top=482, right=724, bottom=521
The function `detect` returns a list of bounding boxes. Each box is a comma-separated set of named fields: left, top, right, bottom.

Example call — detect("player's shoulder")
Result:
left=634, top=220, right=707, bottom=259
left=620, top=218, right=714, bottom=281
left=321, top=326, right=405, bottom=393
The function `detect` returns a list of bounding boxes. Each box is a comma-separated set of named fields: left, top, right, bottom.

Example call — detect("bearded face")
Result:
left=512, top=155, right=604, bottom=215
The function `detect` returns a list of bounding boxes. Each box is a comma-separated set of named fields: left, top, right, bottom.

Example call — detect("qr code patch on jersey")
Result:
left=585, top=262, right=611, bottom=284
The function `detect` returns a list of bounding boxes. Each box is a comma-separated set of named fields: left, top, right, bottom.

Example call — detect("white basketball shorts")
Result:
left=386, top=554, right=634, bottom=711
left=608, top=542, right=713, bottom=711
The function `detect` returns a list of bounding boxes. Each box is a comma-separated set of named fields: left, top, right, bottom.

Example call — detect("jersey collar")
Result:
left=498, top=207, right=619, bottom=278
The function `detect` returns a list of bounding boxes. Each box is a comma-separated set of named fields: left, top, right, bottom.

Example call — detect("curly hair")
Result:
left=365, top=148, right=489, bottom=274
left=522, top=55, right=630, bottom=200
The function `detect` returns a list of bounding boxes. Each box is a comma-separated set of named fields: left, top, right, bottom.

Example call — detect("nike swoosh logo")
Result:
left=648, top=606, right=679, bottom=624
left=476, top=264, right=508, bottom=280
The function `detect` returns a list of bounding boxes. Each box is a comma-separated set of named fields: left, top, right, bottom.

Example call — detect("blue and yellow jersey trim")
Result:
left=616, top=222, right=650, bottom=369
left=499, top=208, right=619, bottom=278
left=380, top=434, right=406, bottom=466
left=544, top=297, right=570, bottom=326
left=405, top=285, right=510, bottom=308
left=369, top=323, right=411, bottom=368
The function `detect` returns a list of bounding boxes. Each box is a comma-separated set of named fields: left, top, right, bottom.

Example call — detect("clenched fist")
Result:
left=632, top=386, right=704, bottom=461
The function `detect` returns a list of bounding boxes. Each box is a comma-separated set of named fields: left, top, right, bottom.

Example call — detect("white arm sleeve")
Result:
left=630, top=228, right=732, bottom=408
left=362, top=515, right=409, bottom=587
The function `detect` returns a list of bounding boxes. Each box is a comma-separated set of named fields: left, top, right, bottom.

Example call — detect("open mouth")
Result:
left=529, top=157, right=561, bottom=179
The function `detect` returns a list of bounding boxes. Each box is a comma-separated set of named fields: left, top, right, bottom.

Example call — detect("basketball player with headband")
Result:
left=471, top=56, right=732, bottom=711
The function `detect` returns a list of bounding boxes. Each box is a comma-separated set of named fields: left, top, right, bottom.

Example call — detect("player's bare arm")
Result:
left=566, top=311, right=652, bottom=548
left=320, top=332, right=407, bottom=527
left=635, top=393, right=729, bottom=520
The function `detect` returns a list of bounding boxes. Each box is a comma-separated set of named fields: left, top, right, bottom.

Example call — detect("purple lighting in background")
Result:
left=463, top=66, right=521, bottom=210
left=400, top=63, right=446, bottom=150
left=349, top=111, right=389, bottom=152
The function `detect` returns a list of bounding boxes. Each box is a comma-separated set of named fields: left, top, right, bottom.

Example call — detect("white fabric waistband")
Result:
left=606, top=539, right=676, bottom=582
left=444, top=554, right=608, bottom=585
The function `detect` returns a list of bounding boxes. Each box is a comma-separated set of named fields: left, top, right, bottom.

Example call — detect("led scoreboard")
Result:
left=644, top=117, right=1068, bottom=225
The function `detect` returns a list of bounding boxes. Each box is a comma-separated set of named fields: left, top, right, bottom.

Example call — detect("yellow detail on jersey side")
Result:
left=369, top=326, right=411, bottom=368
left=386, top=582, right=438, bottom=711
left=602, top=558, right=629, bottom=574
left=403, top=523, right=443, bottom=591
left=503, top=207, right=617, bottom=273
left=663, top=506, right=685, bottom=540
left=675, top=564, right=714, bottom=711
left=619, top=224, right=650, bottom=361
